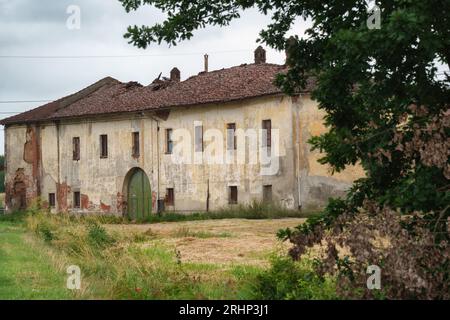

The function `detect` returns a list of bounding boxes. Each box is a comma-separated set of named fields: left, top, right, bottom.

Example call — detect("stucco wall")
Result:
left=292, top=94, right=365, bottom=211
left=4, top=94, right=364, bottom=214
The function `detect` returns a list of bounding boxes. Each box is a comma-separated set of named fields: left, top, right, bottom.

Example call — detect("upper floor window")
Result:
left=195, top=124, right=203, bottom=152
left=100, top=134, right=108, bottom=158
left=262, top=119, right=272, bottom=148
left=73, top=137, right=80, bottom=161
left=226, top=123, right=236, bottom=150
left=132, top=132, right=140, bottom=157
left=166, top=129, right=173, bottom=154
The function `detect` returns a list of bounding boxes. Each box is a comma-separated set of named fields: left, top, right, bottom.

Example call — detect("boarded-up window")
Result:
left=263, top=185, right=273, bottom=203
left=73, top=191, right=81, bottom=208
left=226, top=123, right=236, bottom=150
left=229, top=186, right=238, bottom=204
left=49, top=193, right=56, bottom=208
left=166, top=129, right=173, bottom=154
left=132, top=132, right=140, bottom=157
left=100, top=134, right=108, bottom=158
left=73, top=137, right=80, bottom=161
left=262, top=119, right=272, bottom=148
left=195, top=125, right=203, bottom=152
left=166, top=188, right=174, bottom=206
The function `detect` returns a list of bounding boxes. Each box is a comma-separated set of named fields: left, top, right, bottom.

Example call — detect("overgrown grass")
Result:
left=0, top=220, right=72, bottom=299
left=172, top=227, right=232, bottom=238
left=1, top=206, right=331, bottom=300
left=22, top=211, right=262, bottom=299
left=252, top=253, right=338, bottom=300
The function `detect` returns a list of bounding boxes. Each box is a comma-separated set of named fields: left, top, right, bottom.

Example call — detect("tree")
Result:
left=119, top=0, right=449, bottom=297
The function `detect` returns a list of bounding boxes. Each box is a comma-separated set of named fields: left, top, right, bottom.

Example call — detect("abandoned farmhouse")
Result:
left=1, top=47, right=362, bottom=218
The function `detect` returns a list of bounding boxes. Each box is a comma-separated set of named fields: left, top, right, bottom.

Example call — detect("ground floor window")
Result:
left=73, top=191, right=81, bottom=208
left=263, top=185, right=272, bottom=203
left=48, top=193, right=56, bottom=208
left=166, top=188, right=174, bottom=206
left=229, top=186, right=238, bottom=204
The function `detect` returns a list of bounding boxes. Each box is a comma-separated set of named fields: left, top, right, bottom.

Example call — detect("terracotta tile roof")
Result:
left=0, top=63, right=315, bottom=125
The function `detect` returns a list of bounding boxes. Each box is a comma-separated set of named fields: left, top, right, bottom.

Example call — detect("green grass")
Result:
left=0, top=221, right=72, bottom=299
left=172, top=227, right=232, bottom=238
left=0, top=210, right=325, bottom=300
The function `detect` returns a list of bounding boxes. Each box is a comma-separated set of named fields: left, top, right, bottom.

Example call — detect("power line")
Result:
left=0, top=100, right=52, bottom=104
left=0, top=49, right=251, bottom=59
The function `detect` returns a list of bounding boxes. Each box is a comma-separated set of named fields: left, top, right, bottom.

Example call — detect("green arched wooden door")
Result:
left=127, top=169, right=151, bottom=220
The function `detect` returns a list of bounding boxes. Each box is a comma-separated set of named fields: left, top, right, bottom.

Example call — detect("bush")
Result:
left=287, top=203, right=450, bottom=299
left=86, top=223, right=116, bottom=248
left=36, top=223, right=56, bottom=242
left=253, top=254, right=337, bottom=300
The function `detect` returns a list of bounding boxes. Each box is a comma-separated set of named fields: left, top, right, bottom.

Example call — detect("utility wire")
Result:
left=0, top=100, right=52, bottom=104
left=0, top=49, right=251, bottom=59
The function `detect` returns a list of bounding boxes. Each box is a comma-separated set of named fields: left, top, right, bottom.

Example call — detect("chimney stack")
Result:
left=254, top=46, right=266, bottom=64
left=170, top=67, right=180, bottom=82
left=285, top=36, right=296, bottom=65
left=204, top=54, right=209, bottom=72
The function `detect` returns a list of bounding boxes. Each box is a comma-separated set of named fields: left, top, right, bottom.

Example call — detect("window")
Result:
left=229, top=186, right=238, bottom=205
left=166, top=188, right=174, bottom=206
left=100, top=134, right=108, bottom=158
left=263, top=185, right=273, bottom=203
left=195, top=124, right=203, bottom=152
left=132, top=132, right=140, bottom=157
left=73, top=191, right=81, bottom=208
left=226, top=123, right=236, bottom=150
left=262, top=119, right=272, bottom=148
left=73, top=137, right=80, bottom=161
left=166, top=129, right=173, bottom=154
left=48, top=193, right=56, bottom=208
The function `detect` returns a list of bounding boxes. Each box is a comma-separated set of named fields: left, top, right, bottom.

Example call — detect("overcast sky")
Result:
left=0, top=0, right=307, bottom=155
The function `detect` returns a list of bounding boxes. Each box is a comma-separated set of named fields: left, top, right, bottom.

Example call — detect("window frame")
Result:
left=48, top=193, right=56, bottom=208
left=132, top=131, right=140, bottom=157
left=73, top=191, right=81, bottom=209
left=195, top=125, right=203, bottom=152
left=166, top=188, right=174, bottom=206
left=100, top=134, right=108, bottom=158
left=166, top=128, right=173, bottom=154
left=263, top=185, right=273, bottom=203
left=262, top=119, right=272, bottom=148
left=226, top=123, right=237, bottom=150
left=229, top=186, right=238, bottom=205
left=72, top=137, right=80, bottom=161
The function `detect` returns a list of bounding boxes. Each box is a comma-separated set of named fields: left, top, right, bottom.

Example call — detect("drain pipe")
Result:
left=149, top=114, right=161, bottom=214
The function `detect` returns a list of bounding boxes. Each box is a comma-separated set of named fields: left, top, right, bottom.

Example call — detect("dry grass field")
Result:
left=105, top=218, right=305, bottom=266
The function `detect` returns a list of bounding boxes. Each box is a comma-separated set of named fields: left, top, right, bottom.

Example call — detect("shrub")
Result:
left=287, top=203, right=450, bottom=299
left=86, top=223, right=116, bottom=248
left=37, top=223, right=56, bottom=242
left=253, top=254, right=337, bottom=300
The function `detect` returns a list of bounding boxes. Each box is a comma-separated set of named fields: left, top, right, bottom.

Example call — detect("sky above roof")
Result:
left=0, top=0, right=308, bottom=155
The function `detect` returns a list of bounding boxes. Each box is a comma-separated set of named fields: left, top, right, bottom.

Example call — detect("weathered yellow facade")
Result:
left=4, top=93, right=363, bottom=214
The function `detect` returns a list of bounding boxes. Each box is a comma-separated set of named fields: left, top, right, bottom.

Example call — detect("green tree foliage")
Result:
left=119, top=0, right=449, bottom=223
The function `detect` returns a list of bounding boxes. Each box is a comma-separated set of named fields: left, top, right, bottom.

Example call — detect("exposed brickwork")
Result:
left=81, top=194, right=89, bottom=210
left=100, top=201, right=111, bottom=213
left=57, top=182, right=70, bottom=212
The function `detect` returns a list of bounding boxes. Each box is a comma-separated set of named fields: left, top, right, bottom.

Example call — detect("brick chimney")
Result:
left=254, top=46, right=266, bottom=64
left=204, top=54, right=209, bottom=72
left=170, top=67, right=180, bottom=82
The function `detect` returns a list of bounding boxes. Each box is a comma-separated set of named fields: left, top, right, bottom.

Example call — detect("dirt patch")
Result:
left=106, top=218, right=305, bottom=266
